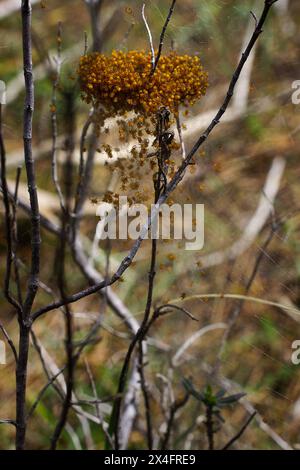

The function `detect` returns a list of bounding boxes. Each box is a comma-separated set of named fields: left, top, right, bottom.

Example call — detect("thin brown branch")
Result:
left=26, top=366, right=65, bottom=421
left=206, top=404, right=214, bottom=450
left=153, top=304, right=198, bottom=322
left=85, top=0, right=103, bottom=52
left=0, top=103, right=22, bottom=316
left=11, top=166, right=23, bottom=306
left=110, top=234, right=157, bottom=449
left=22, top=0, right=40, bottom=321
left=49, top=92, right=76, bottom=450
left=15, top=0, right=40, bottom=450
left=151, top=0, right=177, bottom=75
left=85, top=359, right=114, bottom=448
left=138, top=341, right=153, bottom=450
left=110, top=110, right=170, bottom=449
left=72, top=112, right=96, bottom=236
left=222, top=412, right=257, bottom=450
left=214, top=219, right=279, bottom=375
left=50, top=21, right=66, bottom=213
left=160, top=393, right=189, bottom=450
left=0, top=323, right=18, bottom=363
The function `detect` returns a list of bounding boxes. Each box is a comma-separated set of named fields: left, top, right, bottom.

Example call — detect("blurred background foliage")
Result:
left=0, top=0, right=300, bottom=450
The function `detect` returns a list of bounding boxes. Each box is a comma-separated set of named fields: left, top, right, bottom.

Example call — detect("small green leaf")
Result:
left=218, top=392, right=246, bottom=405
left=182, top=378, right=204, bottom=401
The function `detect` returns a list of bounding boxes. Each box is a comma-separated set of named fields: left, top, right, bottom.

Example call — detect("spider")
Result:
left=147, top=107, right=175, bottom=195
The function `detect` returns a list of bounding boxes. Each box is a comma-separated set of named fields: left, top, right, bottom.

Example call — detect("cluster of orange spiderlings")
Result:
left=78, top=50, right=208, bottom=206
left=78, top=50, right=208, bottom=116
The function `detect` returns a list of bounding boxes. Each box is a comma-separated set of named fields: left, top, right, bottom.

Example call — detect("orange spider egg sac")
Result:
left=78, top=50, right=208, bottom=117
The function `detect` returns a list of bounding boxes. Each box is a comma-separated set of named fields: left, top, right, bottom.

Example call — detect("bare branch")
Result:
left=172, top=323, right=227, bottom=368
left=22, top=0, right=40, bottom=320
left=14, top=0, right=40, bottom=450
left=50, top=21, right=66, bottom=213
left=151, top=0, right=177, bottom=75
left=85, top=0, right=103, bottom=52
left=142, top=3, right=155, bottom=69
left=160, top=393, right=189, bottom=450
left=0, top=323, right=18, bottom=363
left=222, top=412, right=257, bottom=450
left=0, top=101, right=23, bottom=316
